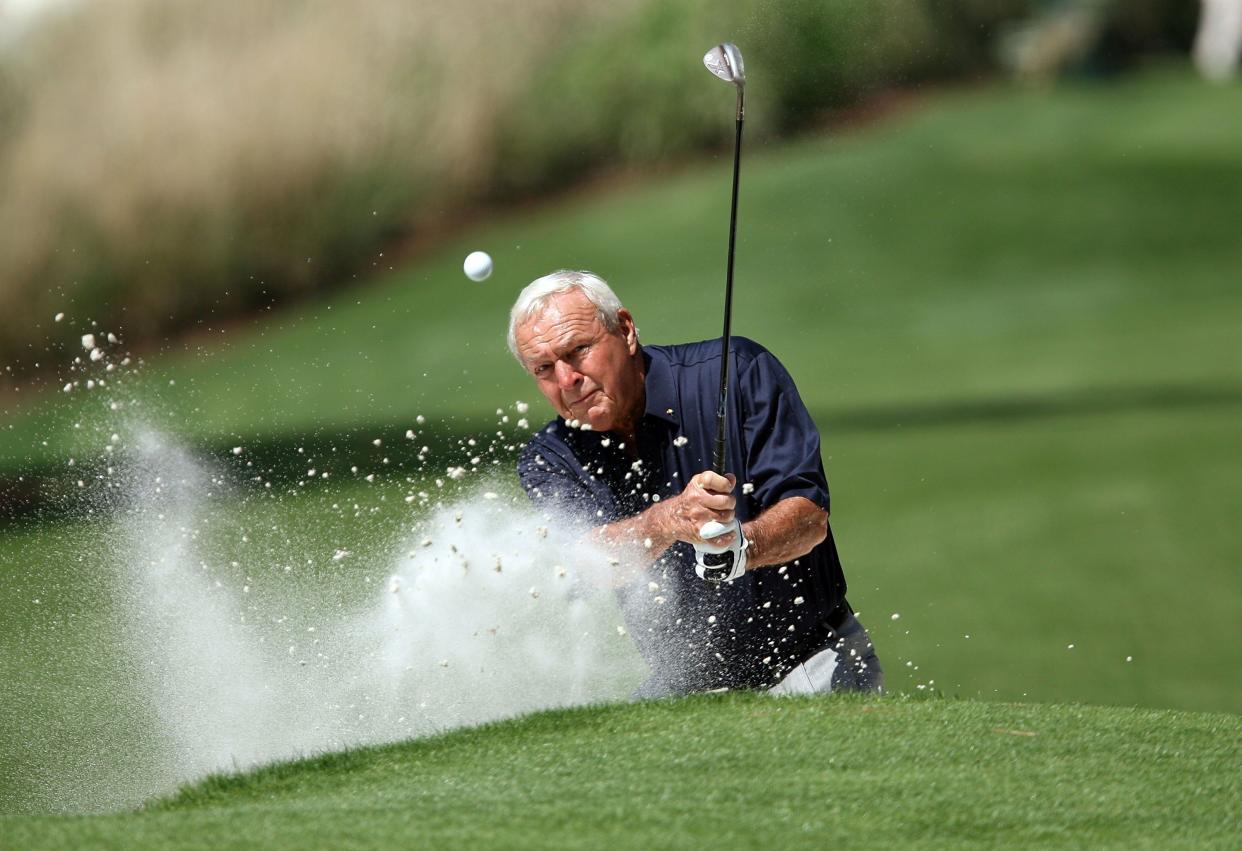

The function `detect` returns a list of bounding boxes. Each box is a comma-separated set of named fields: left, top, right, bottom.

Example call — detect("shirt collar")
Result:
left=642, top=347, right=680, bottom=427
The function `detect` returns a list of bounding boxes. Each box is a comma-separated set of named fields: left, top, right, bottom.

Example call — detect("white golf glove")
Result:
left=693, top=520, right=749, bottom=583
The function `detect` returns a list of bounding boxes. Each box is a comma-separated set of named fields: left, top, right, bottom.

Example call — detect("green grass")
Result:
left=838, top=401, right=1242, bottom=713
left=3, top=694, right=1240, bottom=849
left=2, top=69, right=1241, bottom=827
left=5, top=68, right=1241, bottom=463
left=4, top=397, right=1238, bottom=813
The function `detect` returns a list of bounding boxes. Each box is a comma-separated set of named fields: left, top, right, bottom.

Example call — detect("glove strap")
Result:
left=694, top=522, right=749, bottom=583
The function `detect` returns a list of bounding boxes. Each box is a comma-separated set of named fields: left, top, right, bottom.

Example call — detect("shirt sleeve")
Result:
left=517, top=437, right=612, bottom=527
left=737, top=350, right=831, bottom=512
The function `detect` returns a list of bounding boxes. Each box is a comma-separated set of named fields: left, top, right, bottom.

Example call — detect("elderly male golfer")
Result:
left=509, top=270, right=882, bottom=697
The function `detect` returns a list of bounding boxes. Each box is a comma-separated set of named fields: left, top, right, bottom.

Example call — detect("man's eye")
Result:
left=574, top=344, right=590, bottom=355
left=533, top=364, right=550, bottom=376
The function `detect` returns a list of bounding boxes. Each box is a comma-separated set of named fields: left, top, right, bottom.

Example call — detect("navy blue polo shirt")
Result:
left=517, top=337, right=849, bottom=694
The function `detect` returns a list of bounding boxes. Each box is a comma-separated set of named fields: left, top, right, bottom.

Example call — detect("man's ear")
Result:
left=618, top=309, right=639, bottom=354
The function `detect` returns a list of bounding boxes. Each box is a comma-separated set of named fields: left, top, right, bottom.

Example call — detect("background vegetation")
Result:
left=0, top=0, right=1191, bottom=369
left=0, top=0, right=1236, bottom=840
left=3, top=68, right=1239, bottom=816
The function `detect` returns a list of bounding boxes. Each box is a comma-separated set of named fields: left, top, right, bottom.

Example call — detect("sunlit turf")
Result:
left=836, top=400, right=1242, bottom=714
left=3, top=694, right=1240, bottom=849
left=3, top=392, right=1238, bottom=813
left=3, top=68, right=1241, bottom=824
left=3, top=68, right=1240, bottom=462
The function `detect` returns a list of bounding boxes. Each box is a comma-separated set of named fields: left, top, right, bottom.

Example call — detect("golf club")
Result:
left=703, top=41, right=745, bottom=480
left=695, top=42, right=748, bottom=582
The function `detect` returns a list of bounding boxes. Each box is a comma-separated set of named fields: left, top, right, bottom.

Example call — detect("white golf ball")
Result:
left=463, top=251, right=493, bottom=282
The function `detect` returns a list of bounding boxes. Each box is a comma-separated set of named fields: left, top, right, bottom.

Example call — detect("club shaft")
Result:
left=713, top=116, right=744, bottom=475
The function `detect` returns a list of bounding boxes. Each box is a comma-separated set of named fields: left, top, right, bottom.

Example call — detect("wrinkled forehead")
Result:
left=515, top=292, right=604, bottom=356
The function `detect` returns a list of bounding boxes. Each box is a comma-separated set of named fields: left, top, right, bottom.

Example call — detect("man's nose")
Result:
left=554, top=360, right=581, bottom=388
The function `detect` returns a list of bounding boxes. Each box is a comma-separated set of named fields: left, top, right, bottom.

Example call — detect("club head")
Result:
left=704, top=42, right=745, bottom=120
left=703, top=43, right=745, bottom=89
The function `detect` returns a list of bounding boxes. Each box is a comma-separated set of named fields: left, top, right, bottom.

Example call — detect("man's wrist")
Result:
left=740, top=521, right=758, bottom=569
left=596, top=499, right=675, bottom=561
left=642, top=497, right=677, bottom=554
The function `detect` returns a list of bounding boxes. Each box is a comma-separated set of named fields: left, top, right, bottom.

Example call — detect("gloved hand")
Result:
left=694, top=520, right=749, bottom=583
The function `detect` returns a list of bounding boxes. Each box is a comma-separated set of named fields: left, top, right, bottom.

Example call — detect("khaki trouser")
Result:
left=769, top=613, right=884, bottom=696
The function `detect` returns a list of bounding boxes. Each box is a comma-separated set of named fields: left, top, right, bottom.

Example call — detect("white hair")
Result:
left=506, top=269, right=627, bottom=362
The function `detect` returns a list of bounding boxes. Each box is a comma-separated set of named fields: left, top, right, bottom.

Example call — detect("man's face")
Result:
left=514, top=290, right=643, bottom=435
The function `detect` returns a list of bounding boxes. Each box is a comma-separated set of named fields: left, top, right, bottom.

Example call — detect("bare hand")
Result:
left=656, top=470, right=737, bottom=546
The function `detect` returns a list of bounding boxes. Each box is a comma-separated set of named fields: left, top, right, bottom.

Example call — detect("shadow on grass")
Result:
left=3, top=381, right=1240, bottom=525
left=0, top=417, right=513, bottom=526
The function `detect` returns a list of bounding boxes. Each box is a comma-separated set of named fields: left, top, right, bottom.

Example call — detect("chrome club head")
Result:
left=703, top=42, right=745, bottom=120
left=703, top=42, right=745, bottom=87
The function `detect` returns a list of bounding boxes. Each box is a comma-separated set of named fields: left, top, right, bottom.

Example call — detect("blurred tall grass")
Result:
left=6, top=0, right=1170, bottom=370
left=0, top=0, right=627, bottom=365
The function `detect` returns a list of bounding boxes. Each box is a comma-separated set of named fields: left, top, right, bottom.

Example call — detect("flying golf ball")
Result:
left=463, top=251, right=493, bottom=282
